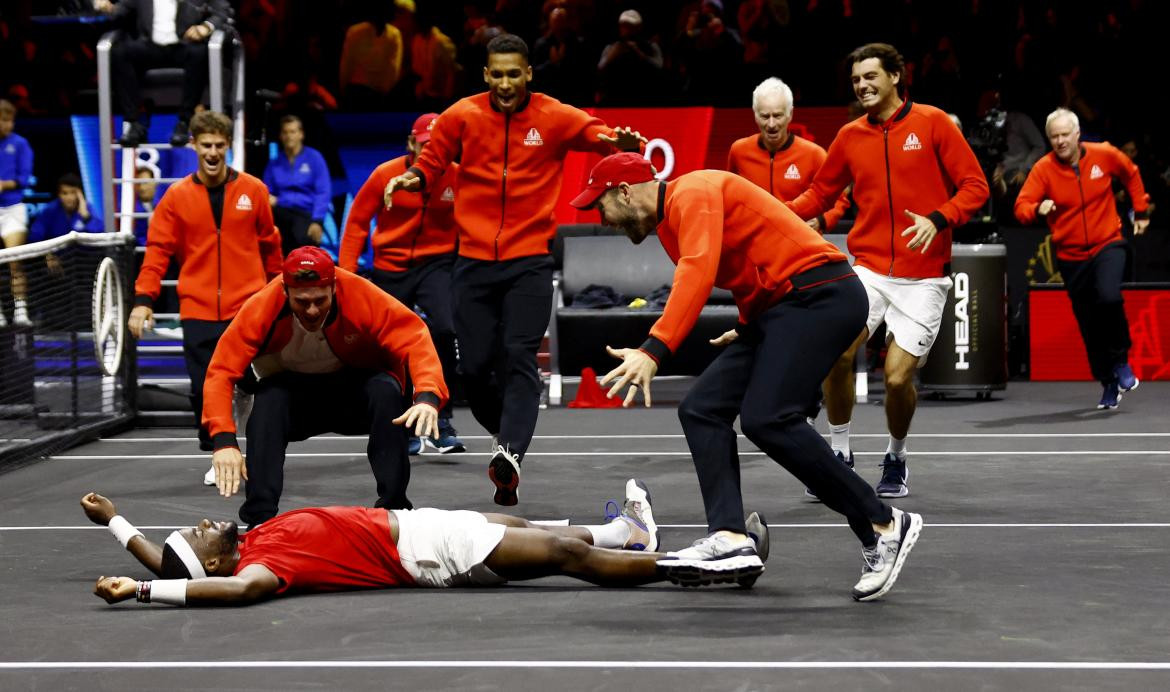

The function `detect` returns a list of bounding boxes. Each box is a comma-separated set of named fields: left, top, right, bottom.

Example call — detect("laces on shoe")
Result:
left=861, top=546, right=883, bottom=573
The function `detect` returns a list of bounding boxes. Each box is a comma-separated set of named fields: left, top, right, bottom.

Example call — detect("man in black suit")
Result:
left=94, top=0, right=232, bottom=147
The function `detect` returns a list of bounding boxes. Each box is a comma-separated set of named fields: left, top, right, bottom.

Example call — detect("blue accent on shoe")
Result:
left=408, top=437, right=422, bottom=455
left=1115, top=363, right=1139, bottom=393
left=1097, top=381, right=1121, bottom=410
left=604, top=500, right=621, bottom=522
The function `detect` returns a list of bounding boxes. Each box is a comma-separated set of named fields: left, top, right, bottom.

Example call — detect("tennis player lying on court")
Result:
left=82, top=482, right=769, bottom=606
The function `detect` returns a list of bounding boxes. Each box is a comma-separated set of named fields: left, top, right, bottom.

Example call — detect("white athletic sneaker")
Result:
left=618, top=478, right=658, bottom=552
left=852, top=507, right=923, bottom=601
left=657, top=531, right=764, bottom=587
left=203, top=466, right=216, bottom=486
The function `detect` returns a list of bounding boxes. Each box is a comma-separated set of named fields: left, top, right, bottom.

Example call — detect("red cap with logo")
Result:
left=411, top=113, right=439, bottom=143
left=282, top=246, right=336, bottom=288
left=570, top=152, right=657, bottom=209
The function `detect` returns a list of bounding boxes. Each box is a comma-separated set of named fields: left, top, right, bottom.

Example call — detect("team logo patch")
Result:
left=236, top=193, right=253, bottom=211
left=1090, top=164, right=1104, bottom=180
left=902, top=133, right=922, bottom=151
left=523, top=127, right=544, bottom=146
left=4, top=144, right=13, bottom=154
left=299, top=162, right=311, bottom=173
left=441, top=186, right=455, bottom=201
left=784, top=163, right=801, bottom=180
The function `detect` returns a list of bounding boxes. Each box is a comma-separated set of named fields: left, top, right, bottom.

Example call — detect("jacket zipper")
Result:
left=883, top=128, right=896, bottom=276
left=769, top=152, right=775, bottom=196
left=496, top=113, right=511, bottom=261
left=1075, top=164, right=1089, bottom=249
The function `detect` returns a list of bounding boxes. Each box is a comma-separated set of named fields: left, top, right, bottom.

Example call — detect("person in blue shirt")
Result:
left=0, top=99, right=35, bottom=327
left=132, top=166, right=160, bottom=247
left=263, top=115, right=331, bottom=257
left=29, top=173, right=105, bottom=244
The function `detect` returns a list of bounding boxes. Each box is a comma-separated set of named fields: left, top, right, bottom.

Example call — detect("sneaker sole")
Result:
left=626, top=479, right=659, bottom=552
left=489, top=456, right=520, bottom=507
left=1097, top=391, right=1123, bottom=410
left=876, top=486, right=909, bottom=498
left=424, top=437, right=466, bottom=454
left=659, top=555, right=765, bottom=587
left=1119, top=378, right=1140, bottom=394
left=853, top=512, right=923, bottom=602
left=742, top=512, right=769, bottom=587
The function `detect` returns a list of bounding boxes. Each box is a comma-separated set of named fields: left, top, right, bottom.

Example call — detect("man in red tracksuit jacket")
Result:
left=128, top=111, right=283, bottom=457
left=340, top=112, right=464, bottom=455
left=201, top=247, right=448, bottom=527
left=788, top=43, right=988, bottom=500
left=574, top=153, right=924, bottom=602
left=1015, top=108, right=1150, bottom=409
left=383, top=33, right=645, bottom=506
left=727, top=76, right=850, bottom=232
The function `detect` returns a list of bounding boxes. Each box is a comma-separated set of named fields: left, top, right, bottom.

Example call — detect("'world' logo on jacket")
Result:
left=523, top=128, right=544, bottom=146
left=903, top=133, right=922, bottom=151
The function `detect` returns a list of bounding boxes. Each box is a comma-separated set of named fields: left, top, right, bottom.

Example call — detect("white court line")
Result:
left=47, top=451, right=1170, bottom=460
left=99, top=432, right=1170, bottom=443
left=4, top=523, right=1169, bottom=531
left=1, top=660, right=1169, bottom=670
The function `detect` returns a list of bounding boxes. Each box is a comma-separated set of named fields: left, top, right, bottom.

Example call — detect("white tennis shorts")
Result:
left=392, top=508, right=507, bottom=588
left=854, top=264, right=952, bottom=359
left=0, top=203, right=28, bottom=237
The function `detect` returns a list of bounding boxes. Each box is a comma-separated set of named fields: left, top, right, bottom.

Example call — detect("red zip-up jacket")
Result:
left=1014, top=142, right=1149, bottom=262
left=203, top=269, right=448, bottom=450
left=788, top=101, right=989, bottom=279
left=409, top=92, right=623, bottom=261
left=339, top=154, right=459, bottom=272
left=639, top=171, right=850, bottom=362
left=727, top=133, right=851, bottom=231
left=134, top=171, right=283, bottom=320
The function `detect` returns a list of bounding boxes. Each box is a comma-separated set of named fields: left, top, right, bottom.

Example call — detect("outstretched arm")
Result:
left=94, top=564, right=281, bottom=607
left=80, top=492, right=164, bottom=576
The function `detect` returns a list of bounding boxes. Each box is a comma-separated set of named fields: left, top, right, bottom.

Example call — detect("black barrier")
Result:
left=920, top=244, right=1008, bottom=398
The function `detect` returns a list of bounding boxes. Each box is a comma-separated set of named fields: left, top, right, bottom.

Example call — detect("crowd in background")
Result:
left=2, top=0, right=1169, bottom=217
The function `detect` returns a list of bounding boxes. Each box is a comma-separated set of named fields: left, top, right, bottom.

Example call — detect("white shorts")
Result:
left=392, top=508, right=508, bottom=588
left=854, top=264, right=952, bottom=359
left=0, top=204, right=28, bottom=238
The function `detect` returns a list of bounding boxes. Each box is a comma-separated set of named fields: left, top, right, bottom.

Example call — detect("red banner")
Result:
left=1029, top=288, right=1170, bottom=381
left=555, top=106, right=852, bottom=224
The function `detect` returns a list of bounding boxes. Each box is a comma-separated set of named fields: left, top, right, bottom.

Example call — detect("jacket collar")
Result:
left=756, top=132, right=795, bottom=154
left=192, top=169, right=240, bottom=187
left=489, top=92, right=532, bottom=114
left=867, top=99, right=913, bottom=126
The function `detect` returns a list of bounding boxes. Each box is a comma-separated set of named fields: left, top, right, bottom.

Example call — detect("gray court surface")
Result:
left=1, top=381, right=1168, bottom=691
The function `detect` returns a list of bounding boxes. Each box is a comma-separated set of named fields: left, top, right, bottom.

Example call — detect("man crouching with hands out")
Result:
left=203, top=247, right=447, bottom=527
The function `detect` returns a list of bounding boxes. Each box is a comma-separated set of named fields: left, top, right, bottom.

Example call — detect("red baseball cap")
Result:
left=411, top=113, right=439, bottom=143
left=283, top=246, right=335, bottom=288
left=570, top=152, right=657, bottom=209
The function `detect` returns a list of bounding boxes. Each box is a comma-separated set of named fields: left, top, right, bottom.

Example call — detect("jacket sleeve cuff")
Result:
left=134, top=294, right=154, bottom=309
left=212, top=432, right=239, bottom=451
left=816, top=215, right=828, bottom=233
left=638, top=336, right=671, bottom=364
left=927, top=211, right=950, bottom=231
left=1134, top=209, right=1150, bottom=220
left=406, top=166, right=428, bottom=190
left=414, top=392, right=441, bottom=409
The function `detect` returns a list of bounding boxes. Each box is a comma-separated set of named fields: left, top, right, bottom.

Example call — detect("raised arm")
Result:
left=80, top=492, right=164, bottom=576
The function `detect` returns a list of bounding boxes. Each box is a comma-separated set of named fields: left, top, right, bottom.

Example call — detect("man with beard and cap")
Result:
left=382, top=33, right=646, bottom=507
left=128, top=111, right=283, bottom=468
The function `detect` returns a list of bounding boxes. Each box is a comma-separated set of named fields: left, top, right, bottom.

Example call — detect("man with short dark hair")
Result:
left=29, top=173, right=104, bottom=243
left=129, top=111, right=283, bottom=457
left=576, top=153, right=923, bottom=602
left=383, top=33, right=646, bottom=506
left=202, top=247, right=448, bottom=527
left=81, top=481, right=764, bottom=605
left=1014, top=108, right=1150, bottom=409
left=263, top=115, right=331, bottom=256
left=788, top=43, right=988, bottom=499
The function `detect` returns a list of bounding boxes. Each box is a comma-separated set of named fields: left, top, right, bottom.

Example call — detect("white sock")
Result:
left=829, top=422, right=851, bottom=454
left=887, top=435, right=907, bottom=459
left=585, top=520, right=631, bottom=549
left=13, top=299, right=27, bottom=316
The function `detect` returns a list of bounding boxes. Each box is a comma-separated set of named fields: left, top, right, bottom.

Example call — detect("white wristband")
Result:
left=107, top=515, right=143, bottom=549
left=149, top=579, right=188, bottom=606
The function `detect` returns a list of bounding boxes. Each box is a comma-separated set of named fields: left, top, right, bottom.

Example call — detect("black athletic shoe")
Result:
left=488, top=443, right=521, bottom=506
left=170, top=119, right=190, bottom=147
left=118, top=122, right=148, bottom=148
left=876, top=453, right=909, bottom=498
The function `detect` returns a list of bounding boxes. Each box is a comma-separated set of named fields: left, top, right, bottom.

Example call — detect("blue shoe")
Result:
left=425, top=419, right=466, bottom=454
left=805, top=450, right=855, bottom=501
left=1115, top=364, right=1139, bottom=393
left=408, top=436, right=422, bottom=455
left=1097, top=381, right=1122, bottom=410
left=876, top=453, right=909, bottom=498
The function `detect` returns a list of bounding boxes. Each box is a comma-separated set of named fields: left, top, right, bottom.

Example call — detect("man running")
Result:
left=82, top=482, right=768, bottom=606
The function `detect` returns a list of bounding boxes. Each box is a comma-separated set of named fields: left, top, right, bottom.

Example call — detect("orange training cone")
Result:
left=568, top=367, right=623, bottom=408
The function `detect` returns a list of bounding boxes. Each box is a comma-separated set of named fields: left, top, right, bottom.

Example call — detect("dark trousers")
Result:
left=240, top=369, right=412, bottom=526
left=1058, top=243, right=1131, bottom=384
left=111, top=38, right=209, bottom=122
left=273, top=205, right=319, bottom=257
left=678, top=265, right=892, bottom=546
left=181, top=319, right=231, bottom=448
left=453, top=255, right=553, bottom=458
left=372, top=255, right=458, bottom=420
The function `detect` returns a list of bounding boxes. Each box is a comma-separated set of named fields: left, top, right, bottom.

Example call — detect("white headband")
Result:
left=165, top=531, right=207, bottom=579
